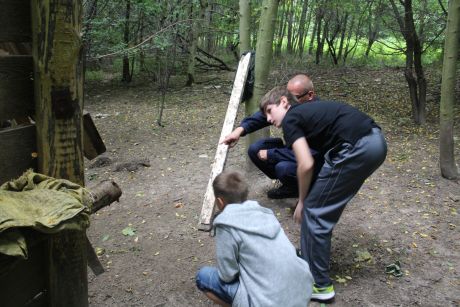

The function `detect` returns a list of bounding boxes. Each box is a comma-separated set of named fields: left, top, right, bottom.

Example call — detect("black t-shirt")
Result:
left=282, top=101, right=378, bottom=153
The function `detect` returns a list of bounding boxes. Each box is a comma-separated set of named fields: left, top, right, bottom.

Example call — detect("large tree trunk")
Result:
left=239, top=0, right=251, bottom=55
left=245, top=0, right=279, bottom=167
left=439, top=0, right=459, bottom=180
left=121, top=0, right=131, bottom=83
left=31, top=0, right=87, bottom=305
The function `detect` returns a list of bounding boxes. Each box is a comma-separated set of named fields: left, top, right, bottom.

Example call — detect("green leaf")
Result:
left=122, top=227, right=136, bottom=236
left=102, top=234, right=110, bottom=242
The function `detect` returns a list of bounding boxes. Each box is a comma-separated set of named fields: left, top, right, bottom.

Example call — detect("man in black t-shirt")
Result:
left=260, top=86, right=387, bottom=302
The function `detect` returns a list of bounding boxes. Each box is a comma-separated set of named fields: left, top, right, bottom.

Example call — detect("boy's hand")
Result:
left=257, top=149, right=268, bottom=161
left=293, top=200, right=303, bottom=224
left=221, top=127, right=244, bottom=148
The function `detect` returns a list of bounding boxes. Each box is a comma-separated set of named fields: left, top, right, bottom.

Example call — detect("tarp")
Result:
left=0, top=170, right=91, bottom=259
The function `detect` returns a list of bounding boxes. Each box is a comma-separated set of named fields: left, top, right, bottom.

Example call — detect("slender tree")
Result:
left=389, top=0, right=427, bottom=125
left=239, top=0, right=251, bottom=55
left=245, top=0, right=280, bottom=152
left=121, top=0, right=132, bottom=83
left=439, top=0, right=459, bottom=180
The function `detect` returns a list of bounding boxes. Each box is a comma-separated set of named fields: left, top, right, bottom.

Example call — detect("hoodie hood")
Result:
left=213, top=200, right=280, bottom=238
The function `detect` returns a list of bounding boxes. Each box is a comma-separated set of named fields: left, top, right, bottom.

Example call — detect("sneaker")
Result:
left=311, top=284, right=335, bottom=301
left=267, top=185, right=298, bottom=199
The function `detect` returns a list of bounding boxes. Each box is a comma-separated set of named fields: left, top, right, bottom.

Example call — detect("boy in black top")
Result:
left=260, top=86, right=387, bottom=301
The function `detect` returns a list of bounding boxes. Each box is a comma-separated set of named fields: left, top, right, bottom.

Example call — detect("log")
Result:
left=198, top=53, right=251, bottom=228
left=88, top=180, right=122, bottom=214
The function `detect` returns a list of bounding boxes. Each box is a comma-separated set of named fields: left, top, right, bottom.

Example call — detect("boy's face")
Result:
left=265, top=96, right=289, bottom=128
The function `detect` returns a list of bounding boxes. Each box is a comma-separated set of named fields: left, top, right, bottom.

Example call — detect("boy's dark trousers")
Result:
left=300, top=128, right=387, bottom=287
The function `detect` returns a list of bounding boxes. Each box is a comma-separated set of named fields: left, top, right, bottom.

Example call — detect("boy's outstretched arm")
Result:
left=292, top=137, right=314, bottom=224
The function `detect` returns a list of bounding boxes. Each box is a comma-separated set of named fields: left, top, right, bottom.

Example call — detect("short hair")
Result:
left=213, top=171, right=249, bottom=204
left=259, top=85, right=298, bottom=114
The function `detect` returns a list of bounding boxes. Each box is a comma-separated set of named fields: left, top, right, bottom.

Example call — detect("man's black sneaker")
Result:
left=267, top=185, right=298, bottom=199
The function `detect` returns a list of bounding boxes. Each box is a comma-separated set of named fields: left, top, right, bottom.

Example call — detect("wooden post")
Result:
left=31, top=1, right=87, bottom=306
left=199, top=53, right=251, bottom=228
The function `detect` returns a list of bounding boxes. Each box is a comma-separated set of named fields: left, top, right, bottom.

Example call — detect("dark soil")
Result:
left=85, top=64, right=460, bottom=306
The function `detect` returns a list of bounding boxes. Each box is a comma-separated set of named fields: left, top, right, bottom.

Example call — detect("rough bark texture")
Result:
left=439, top=0, right=459, bottom=180
left=245, top=0, right=279, bottom=161
left=31, top=0, right=87, bottom=306
left=239, top=0, right=251, bottom=56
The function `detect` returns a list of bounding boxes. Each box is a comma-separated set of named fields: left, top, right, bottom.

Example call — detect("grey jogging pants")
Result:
left=300, top=127, right=387, bottom=287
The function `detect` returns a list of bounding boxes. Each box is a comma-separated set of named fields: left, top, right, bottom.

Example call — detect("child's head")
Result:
left=259, top=85, right=298, bottom=115
left=213, top=171, right=249, bottom=209
left=259, top=86, right=298, bottom=128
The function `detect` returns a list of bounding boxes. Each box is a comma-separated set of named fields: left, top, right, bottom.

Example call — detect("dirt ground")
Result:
left=84, top=64, right=459, bottom=306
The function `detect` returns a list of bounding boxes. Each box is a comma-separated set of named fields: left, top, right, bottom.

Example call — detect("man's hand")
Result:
left=293, top=200, right=304, bottom=224
left=257, top=149, right=268, bottom=161
left=221, top=127, right=245, bottom=148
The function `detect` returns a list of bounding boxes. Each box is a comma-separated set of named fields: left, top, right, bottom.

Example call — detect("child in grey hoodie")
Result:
left=196, top=171, right=313, bottom=307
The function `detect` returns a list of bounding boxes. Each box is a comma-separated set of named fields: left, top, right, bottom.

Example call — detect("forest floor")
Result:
left=84, top=61, right=459, bottom=306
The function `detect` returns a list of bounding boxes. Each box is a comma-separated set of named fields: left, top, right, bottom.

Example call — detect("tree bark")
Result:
left=31, top=0, right=87, bottom=306
left=239, top=0, right=251, bottom=56
left=439, top=0, right=459, bottom=180
left=390, top=0, right=427, bottom=125
left=186, top=0, right=207, bottom=86
left=245, top=0, right=279, bottom=167
left=297, top=0, right=309, bottom=56
left=121, top=0, right=131, bottom=83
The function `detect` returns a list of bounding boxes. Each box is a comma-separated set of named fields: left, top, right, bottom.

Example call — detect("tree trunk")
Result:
left=308, top=7, right=318, bottom=55
left=245, top=0, right=279, bottom=167
left=439, top=0, right=459, bottom=180
left=286, top=0, right=294, bottom=54
left=274, top=1, right=287, bottom=56
left=186, top=0, right=207, bottom=86
left=239, top=0, right=251, bottom=56
left=390, top=0, right=426, bottom=125
left=297, top=0, right=310, bottom=56
left=315, top=8, right=325, bottom=64
left=31, top=0, right=87, bottom=306
left=121, top=0, right=131, bottom=83
left=337, top=13, right=348, bottom=62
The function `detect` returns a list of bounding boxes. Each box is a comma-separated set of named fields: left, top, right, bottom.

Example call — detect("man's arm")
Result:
left=221, top=111, right=270, bottom=147
left=291, top=137, right=314, bottom=224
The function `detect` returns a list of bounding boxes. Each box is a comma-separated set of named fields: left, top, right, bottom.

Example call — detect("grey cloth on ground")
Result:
left=214, top=200, right=313, bottom=307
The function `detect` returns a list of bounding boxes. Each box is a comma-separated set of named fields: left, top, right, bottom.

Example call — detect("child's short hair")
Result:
left=213, top=171, right=249, bottom=204
left=259, top=85, right=298, bottom=114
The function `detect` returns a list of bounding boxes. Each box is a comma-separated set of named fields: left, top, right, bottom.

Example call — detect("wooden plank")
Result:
left=0, top=0, right=31, bottom=42
left=0, top=124, right=37, bottom=185
left=199, top=53, right=251, bottom=227
left=83, top=111, right=106, bottom=160
left=0, top=55, right=34, bottom=121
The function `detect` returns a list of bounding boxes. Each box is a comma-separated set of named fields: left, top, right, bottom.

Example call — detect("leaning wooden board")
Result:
left=199, top=52, right=251, bottom=228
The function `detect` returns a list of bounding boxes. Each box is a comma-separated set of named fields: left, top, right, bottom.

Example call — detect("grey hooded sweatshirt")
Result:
left=213, top=200, right=313, bottom=307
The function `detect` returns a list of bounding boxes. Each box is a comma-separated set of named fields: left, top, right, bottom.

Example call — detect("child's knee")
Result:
left=196, top=266, right=214, bottom=291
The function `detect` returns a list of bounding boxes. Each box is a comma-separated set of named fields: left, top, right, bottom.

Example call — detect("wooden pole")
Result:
left=31, top=0, right=87, bottom=306
left=199, top=53, right=251, bottom=228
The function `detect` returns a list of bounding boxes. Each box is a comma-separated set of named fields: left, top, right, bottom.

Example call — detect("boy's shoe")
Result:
left=311, top=284, right=335, bottom=301
left=267, top=185, right=298, bottom=199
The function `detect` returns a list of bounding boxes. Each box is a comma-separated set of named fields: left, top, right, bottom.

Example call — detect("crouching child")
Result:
left=196, top=171, right=313, bottom=306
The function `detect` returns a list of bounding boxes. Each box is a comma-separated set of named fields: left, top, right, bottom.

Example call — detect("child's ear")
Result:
left=280, top=96, right=289, bottom=108
left=216, top=197, right=226, bottom=210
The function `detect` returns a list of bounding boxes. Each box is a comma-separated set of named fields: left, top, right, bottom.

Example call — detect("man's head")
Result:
left=259, top=86, right=297, bottom=128
left=213, top=171, right=249, bottom=210
left=287, top=74, right=315, bottom=103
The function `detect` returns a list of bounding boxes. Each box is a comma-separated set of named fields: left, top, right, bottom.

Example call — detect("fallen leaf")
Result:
left=122, top=227, right=136, bottom=236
